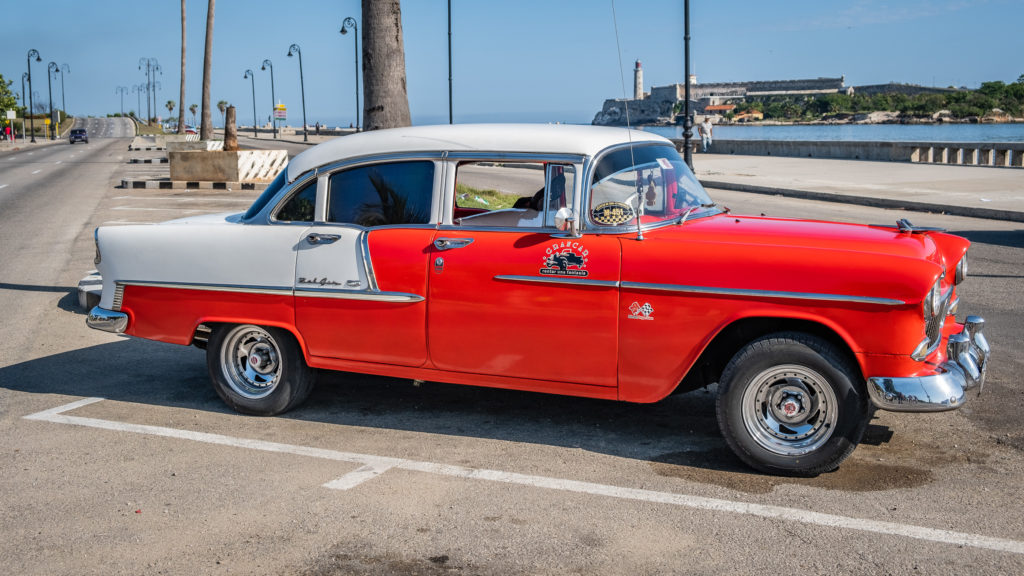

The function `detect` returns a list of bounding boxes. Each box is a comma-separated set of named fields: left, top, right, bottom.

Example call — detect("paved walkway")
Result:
left=693, top=154, right=1024, bottom=222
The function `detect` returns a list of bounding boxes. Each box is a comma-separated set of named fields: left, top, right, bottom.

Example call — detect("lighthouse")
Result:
left=634, top=60, right=643, bottom=100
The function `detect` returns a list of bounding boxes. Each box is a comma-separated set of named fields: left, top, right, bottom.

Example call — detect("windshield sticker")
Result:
left=628, top=302, right=654, bottom=321
left=592, top=202, right=635, bottom=226
left=541, top=241, right=589, bottom=277
left=656, top=158, right=673, bottom=170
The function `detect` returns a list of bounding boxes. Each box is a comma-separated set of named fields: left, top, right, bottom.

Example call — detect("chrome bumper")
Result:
left=868, top=315, right=990, bottom=412
left=87, top=306, right=128, bottom=334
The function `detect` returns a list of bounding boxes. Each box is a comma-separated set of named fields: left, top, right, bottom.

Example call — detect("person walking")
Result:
left=699, top=117, right=713, bottom=153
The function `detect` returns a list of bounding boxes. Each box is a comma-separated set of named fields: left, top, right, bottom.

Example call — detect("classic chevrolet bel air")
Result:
left=88, top=124, right=990, bottom=476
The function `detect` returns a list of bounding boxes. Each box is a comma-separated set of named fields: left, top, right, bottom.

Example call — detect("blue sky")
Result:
left=3, top=0, right=1022, bottom=126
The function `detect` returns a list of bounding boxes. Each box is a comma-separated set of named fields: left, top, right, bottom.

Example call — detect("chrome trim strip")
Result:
left=119, top=280, right=293, bottom=296
left=87, top=306, right=128, bottom=334
left=494, top=275, right=620, bottom=288
left=294, top=288, right=424, bottom=302
left=359, top=231, right=380, bottom=291
left=620, top=281, right=905, bottom=306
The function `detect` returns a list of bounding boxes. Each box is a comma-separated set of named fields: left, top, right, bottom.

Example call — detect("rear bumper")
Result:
left=87, top=306, right=128, bottom=334
left=867, top=316, right=990, bottom=412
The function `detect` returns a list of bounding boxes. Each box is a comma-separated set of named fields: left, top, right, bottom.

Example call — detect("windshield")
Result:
left=243, top=168, right=288, bottom=220
left=589, top=144, right=713, bottom=228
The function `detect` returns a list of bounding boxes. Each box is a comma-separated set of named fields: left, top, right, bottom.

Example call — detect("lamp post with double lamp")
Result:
left=243, top=69, right=258, bottom=138
left=116, top=86, right=129, bottom=118
left=138, top=57, right=160, bottom=124
left=287, top=44, right=308, bottom=142
left=26, top=49, right=41, bottom=143
left=339, top=17, right=359, bottom=131
left=47, top=62, right=58, bottom=139
left=59, top=64, right=70, bottom=117
left=261, top=59, right=277, bottom=139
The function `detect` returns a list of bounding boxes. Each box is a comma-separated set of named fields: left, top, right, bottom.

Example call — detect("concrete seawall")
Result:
left=673, top=139, right=1024, bottom=168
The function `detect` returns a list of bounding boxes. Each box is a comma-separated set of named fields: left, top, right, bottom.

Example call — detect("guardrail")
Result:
left=673, top=138, right=1024, bottom=168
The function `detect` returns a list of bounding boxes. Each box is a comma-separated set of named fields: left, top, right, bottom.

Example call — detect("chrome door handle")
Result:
left=433, top=237, right=474, bottom=251
left=306, top=233, right=341, bottom=245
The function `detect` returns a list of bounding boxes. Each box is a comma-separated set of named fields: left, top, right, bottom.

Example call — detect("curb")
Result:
left=120, top=179, right=266, bottom=190
left=78, top=271, right=101, bottom=311
left=700, top=180, right=1024, bottom=223
left=128, top=158, right=168, bottom=164
left=129, top=146, right=166, bottom=151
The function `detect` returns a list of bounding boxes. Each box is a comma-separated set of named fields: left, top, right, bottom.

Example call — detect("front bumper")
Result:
left=867, top=315, right=990, bottom=412
left=87, top=306, right=128, bottom=334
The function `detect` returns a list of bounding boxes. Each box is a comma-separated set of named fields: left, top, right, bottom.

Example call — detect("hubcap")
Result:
left=740, top=365, right=838, bottom=456
left=220, top=326, right=282, bottom=399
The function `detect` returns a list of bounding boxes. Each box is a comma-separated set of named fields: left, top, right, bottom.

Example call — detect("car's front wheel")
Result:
left=716, top=332, right=869, bottom=476
left=207, top=324, right=316, bottom=415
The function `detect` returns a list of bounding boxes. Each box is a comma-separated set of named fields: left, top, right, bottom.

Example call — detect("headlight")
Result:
left=925, top=280, right=941, bottom=317
left=955, top=255, right=968, bottom=284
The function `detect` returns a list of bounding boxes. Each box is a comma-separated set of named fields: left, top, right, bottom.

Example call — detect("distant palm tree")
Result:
left=200, top=0, right=216, bottom=139
left=189, top=103, right=198, bottom=127
left=177, top=0, right=186, bottom=134
left=166, top=100, right=175, bottom=117
left=217, top=100, right=228, bottom=128
left=362, top=0, right=411, bottom=130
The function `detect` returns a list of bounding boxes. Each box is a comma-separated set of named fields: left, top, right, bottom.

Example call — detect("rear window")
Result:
left=72, top=129, right=86, bottom=134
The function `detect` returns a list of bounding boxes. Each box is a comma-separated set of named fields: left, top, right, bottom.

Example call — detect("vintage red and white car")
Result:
left=87, top=124, right=990, bottom=476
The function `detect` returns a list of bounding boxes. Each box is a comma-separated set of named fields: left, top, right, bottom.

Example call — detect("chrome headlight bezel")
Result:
left=925, top=279, right=941, bottom=317
left=955, top=255, right=968, bottom=285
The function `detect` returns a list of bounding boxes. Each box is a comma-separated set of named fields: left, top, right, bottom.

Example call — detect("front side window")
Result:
left=327, top=161, right=434, bottom=227
left=454, top=161, right=575, bottom=229
left=589, top=145, right=712, bottom=228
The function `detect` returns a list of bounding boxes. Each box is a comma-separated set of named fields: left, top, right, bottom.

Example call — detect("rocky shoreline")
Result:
left=648, top=110, right=1024, bottom=127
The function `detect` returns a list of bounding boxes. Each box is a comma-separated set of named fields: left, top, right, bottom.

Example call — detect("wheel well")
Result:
left=676, top=317, right=860, bottom=394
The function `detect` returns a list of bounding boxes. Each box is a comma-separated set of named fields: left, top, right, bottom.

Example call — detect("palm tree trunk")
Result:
left=177, top=0, right=186, bottom=135
left=362, top=0, right=411, bottom=130
left=200, top=0, right=215, bottom=140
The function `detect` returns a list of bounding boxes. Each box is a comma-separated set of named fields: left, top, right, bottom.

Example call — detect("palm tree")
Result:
left=166, top=100, right=175, bottom=116
left=362, top=0, right=411, bottom=130
left=200, top=0, right=215, bottom=139
left=216, top=100, right=228, bottom=128
left=189, top=103, right=198, bottom=127
left=177, top=0, right=186, bottom=134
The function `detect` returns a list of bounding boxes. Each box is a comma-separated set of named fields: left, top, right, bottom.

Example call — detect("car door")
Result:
left=293, top=159, right=439, bottom=367
left=427, top=161, right=620, bottom=387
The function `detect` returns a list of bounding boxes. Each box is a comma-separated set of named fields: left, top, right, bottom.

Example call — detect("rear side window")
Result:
left=327, top=161, right=434, bottom=227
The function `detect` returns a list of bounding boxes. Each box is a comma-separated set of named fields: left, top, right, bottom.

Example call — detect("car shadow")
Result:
left=2, top=337, right=909, bottom=491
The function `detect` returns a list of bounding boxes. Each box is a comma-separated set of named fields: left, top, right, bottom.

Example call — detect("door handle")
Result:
left=306, top=233, right=341, bottom=245
left=433, top=237, right=474, bottom=251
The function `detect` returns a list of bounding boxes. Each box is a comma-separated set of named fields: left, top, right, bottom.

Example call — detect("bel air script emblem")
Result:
left=541, top=241, right=589, bottom=277
left=298, top=277, right=342, bottom=287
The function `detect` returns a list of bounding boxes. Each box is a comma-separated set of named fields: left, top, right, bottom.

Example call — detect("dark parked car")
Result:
left=69, top=128, right=88, bottom=144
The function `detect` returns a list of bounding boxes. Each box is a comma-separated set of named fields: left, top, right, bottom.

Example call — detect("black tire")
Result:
left=206, top=324, right=316, bottom=416
left=716, top=332, right=869, bottom=476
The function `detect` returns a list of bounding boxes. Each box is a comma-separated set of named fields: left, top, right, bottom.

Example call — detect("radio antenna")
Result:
left=610, top=0, right=643, bottom=240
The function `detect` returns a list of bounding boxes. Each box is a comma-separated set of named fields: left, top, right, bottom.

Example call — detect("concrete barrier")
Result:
left=167, top=140, right=224, bottom=152
left=674, top=138, right=1023, bottom=168
left=169, top=149, right=287, bottom=183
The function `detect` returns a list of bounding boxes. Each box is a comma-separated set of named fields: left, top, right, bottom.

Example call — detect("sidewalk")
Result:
left=694, top=154, right=1024, bottom=222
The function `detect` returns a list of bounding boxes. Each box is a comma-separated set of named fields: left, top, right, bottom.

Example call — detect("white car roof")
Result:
left=286, top=123, right=670, bottom=182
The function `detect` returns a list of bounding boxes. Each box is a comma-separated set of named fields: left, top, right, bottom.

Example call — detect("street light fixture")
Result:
left=340, top=17, right=360, bottom=131
left=26, top=49, right=41, bottom=143
left=116, top=86, right=129, bottom=118
left=59, top=64, right=70, bottom=117
left=133, top=84, right=146, bottom=120
left=261, top=59, right=278, bottom=139
left=139, top=57, right=160, bottom=124
left=47, top=61, right=58, bottom=139
left=682, top=0, right=694, bottom=171
left=287, top=44, right=308, bottom=142
left=243, top=69, right=258, bottom=138
left=21, top=72, right=28, bottom=140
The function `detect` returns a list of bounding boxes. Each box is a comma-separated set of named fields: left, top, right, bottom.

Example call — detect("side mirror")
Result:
left=553, top=207, right=580, bottom=237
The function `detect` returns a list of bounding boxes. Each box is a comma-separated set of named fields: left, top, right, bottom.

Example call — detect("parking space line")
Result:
left=23, top=398, right=1024, bottom=556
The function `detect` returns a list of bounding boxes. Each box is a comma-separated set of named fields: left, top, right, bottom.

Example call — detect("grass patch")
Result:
left=456, top=183, right=521, bottom=210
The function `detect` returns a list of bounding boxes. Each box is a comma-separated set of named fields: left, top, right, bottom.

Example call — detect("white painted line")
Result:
left=112, top=207, right=205, bottom=213
left=55, top=160, right=62, bottom=164
left=0, top=184, right=7, bottom=190
left=23, top=398, right=1024, bottom=556
left=31, top=169, right=42, bottom=174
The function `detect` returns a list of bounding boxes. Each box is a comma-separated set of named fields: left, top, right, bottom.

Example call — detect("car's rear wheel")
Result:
left=207, top=324, right=316, bottom=415
left=716, top=332, right=869, bottom=476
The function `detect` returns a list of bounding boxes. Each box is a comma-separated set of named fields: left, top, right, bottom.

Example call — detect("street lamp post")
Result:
left=21, top=72, right=28, bottom=140
left=139, top=57, right=160, bottom=124
left=243, top=69, right=258, bottom=138
left=340, top=17, right=360, bottom=131
left=47, top=62, right=58, bottom=139
left=116, top=86, right=129, bottom=117
left=59, top=64, right=70, bottom=117
left=26, top=49, right=41, bottom=143
left=133, top=84, right=145, bottom=120
left=682, top=0, right=694, bottom=171
left=448, top=0, right=453, bottom=124
left=261, top=59, right=277, bottom=139
left=287, top=44, right=308, bottom=142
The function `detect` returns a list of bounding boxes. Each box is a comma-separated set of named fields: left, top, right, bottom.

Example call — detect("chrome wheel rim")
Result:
left=220, top=326, right=282, bottom=399
left=740, top=364, right=838, bottom=456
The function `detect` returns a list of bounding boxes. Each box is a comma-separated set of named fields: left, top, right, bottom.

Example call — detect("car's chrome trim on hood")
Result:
left=620, top=281, right=905, bottom=306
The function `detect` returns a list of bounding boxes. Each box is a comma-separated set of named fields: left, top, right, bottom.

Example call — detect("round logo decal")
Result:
left=591, top=202, right=635, bottom=225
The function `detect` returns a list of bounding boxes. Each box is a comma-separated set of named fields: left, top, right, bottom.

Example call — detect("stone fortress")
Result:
left=592, top=61, right=956, bottom=126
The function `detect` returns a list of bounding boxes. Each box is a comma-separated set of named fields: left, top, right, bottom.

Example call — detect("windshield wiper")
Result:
left=676, top=203, right=720, bottom=226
